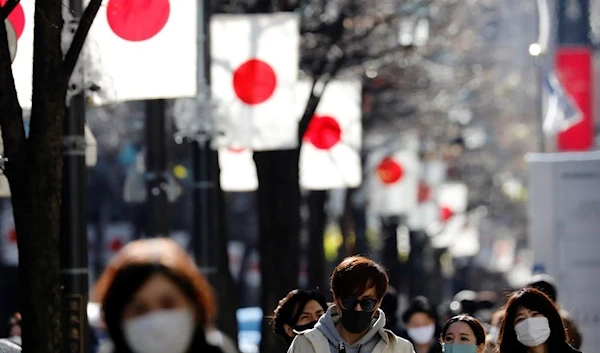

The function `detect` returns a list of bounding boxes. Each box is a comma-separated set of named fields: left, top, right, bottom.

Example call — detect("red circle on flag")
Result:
left=376, top=157, right=403, bottom=184
left=1, top=0, right=25, bottom=39
left=233, top=59, right=277, bottom=105
left=107, top=0, right=170, bottom=42
left=109, top=238, right=124, bottom=252
left=304, top=115, right=342, bottom=150
left=440, top=206, right=454, bottom=222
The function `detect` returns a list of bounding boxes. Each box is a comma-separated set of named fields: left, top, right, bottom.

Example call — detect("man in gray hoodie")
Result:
left=288, top=256, right=415, bottom=353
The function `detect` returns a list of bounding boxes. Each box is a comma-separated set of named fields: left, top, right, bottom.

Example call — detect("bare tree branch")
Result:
left=0, top=9, right=25, bottom=173
left=63, top=0, right=102, bottom=78
left=0, top=0, right=19, bottom=21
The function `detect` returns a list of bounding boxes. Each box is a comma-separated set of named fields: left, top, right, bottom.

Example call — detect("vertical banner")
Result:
left=555, top=0, right=594, bottom=151
left=555, top=48, right=593, bottom=150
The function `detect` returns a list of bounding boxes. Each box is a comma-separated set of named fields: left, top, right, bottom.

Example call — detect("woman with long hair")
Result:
left=93, top=238, right=223, bottom=353
left=497, top=288, right=581, bottom=353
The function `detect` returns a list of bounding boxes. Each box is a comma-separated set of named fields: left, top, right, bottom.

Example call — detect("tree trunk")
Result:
left=8, top=1, right=68, bottom=352
left=307, top=190, right=327, bottom=293
left=254, top=149, right=301, bottom=353
left=210, top=155, right=239, bottom=344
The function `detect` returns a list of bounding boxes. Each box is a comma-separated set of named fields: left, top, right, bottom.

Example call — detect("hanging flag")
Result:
left=4, top=0, right=33, bottom=109
left=543, top=71, right=583, bottom=136
left=210, top=13, right=300, bottom=151
left=298, top=80, right=362, bottom=190
left=218, top=147, right=258, bottom=192
left=368, top=148, right=419, bottom=216
left=437, top=182, right=468, bottom=222
left=85, top=0, right=197, bottom=103
left=407, top=159, right=447, bottom=230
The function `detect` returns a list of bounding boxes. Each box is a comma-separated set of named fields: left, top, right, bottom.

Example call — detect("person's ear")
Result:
left=283, top=324, right=295, bottom=338
left=476, top=343, right=486, bottom=353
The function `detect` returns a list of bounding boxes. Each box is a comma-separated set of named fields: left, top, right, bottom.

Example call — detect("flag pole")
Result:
left=191, top=0, right=218, bottom=273
left=60, top=0, right=89, bottom=350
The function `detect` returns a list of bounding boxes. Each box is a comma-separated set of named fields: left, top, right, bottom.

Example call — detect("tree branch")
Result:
left=0, top=12, right=25, bottom=174
left=63, top=0, right=102, bottom=78
left=0, top=0, right=19, bottom=21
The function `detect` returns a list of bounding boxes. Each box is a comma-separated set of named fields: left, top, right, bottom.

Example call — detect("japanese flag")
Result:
left=368, top=149, right=419, bottom=216
left=437, top=182, right=468, bottom=222
left=407, top=160, right=447, bottom=230
left=210, top=13, right=300, bottom=151
left=5, top=0, right=34, bottom=109
left=218, top=147, right=258, bottom=192
left=85, top=0, right=197, bottom=103
left=298, top=80, right=362, bottom=190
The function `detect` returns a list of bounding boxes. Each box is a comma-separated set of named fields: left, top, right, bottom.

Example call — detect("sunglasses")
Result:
left=340, top=296, right=378, bottom=311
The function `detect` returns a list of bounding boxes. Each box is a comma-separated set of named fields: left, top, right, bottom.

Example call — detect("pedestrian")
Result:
left=526, top=274, right=582, bottom=349
left=270, top=289, right=328, bottom=346
left=497, top=287, right=582, bottom=353
left=379, top=287, right=402, bottom=335
left=400, top=297, right=442, bottom=353
left=92, top=237, right=224, bottom=353
left=440, top=315, right=486, bottom=353
left=288, top=256, right=415, bottom=353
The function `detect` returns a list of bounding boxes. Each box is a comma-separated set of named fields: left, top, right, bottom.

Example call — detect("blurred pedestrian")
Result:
left=92, top=237, right=224, bottom=353
left=400, top=297, right=442, bottom=353
left=270, top=289, right=328, bottom=347
left=484, top=309, right=504, bottom=353
left=289, top=256, right=415, bottom=353
left=497, top=288, right=582, bottom=353
left=526, top=274, right=582, bottom=349
left=380, top=287, right=402, bottom=335
left=440, top=315, right=487, bottom=353
left=3, top=313, right=20, bottom=346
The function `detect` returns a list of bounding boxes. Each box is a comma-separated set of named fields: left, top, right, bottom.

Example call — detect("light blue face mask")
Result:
left=443, top=343, right=477, bottom=353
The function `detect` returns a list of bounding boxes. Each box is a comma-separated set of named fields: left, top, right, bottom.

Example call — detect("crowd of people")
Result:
left=0, top=238, right=585, bottom=353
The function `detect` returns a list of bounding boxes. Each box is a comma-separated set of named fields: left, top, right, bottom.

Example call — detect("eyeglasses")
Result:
left=340, top=296, right=378, bottom=311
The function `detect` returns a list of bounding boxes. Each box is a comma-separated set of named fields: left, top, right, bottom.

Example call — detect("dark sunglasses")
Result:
left=340, top=296, right=378, bottom=311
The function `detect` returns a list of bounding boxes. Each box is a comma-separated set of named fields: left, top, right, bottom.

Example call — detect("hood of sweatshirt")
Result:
left=314, top=305, right=386, bottom=353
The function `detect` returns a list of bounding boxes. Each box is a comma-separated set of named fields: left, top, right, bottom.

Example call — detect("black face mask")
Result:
left=294, top=320, right=318, bottom=333
left=340, top=308, right=375, bottom=333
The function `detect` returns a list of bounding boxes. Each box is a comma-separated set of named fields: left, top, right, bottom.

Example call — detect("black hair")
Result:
left=402, top=296, right=438, bottom=324
left=270, top=289, right=328, bottom=342
left=526, top=274, right=557, bottom=302
left=498, top=288, right=568, bottom=353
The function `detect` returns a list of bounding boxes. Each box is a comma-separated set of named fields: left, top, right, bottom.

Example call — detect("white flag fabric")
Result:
left=407, top=160, right=447, bottom=230
left=218, top=147, right=258, bottom=192
left=85, top=0, right=197, bottom=103
left=298, top=80, right=362, bottom=190
left=368, top=149, right=419, bottom=215
left=8, top=0, right=33, bottom=109
left=437, top=182, right=468, bottom=221
left=543, top=72, right=583, bottom=136
left=210, top=13, right=300, bottom=151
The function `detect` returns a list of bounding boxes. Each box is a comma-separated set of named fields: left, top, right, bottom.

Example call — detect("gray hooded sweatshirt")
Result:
left=314, top=305, right=386, bottom=353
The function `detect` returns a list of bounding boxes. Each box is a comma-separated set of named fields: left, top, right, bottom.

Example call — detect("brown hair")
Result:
left=441, top=314, right=487, bottom=345
left=498, top=288, right=568, bottom=353
left=330, top=256, right=389, bottom=299
left=93, top=238, right=216, bottom=352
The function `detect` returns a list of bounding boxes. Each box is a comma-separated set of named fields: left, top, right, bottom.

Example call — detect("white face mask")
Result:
left=407, top=324, right=436, bottom=344
left=514, top=317, right=551, bottom=347
left=123, top=309, right=195, bottom=353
